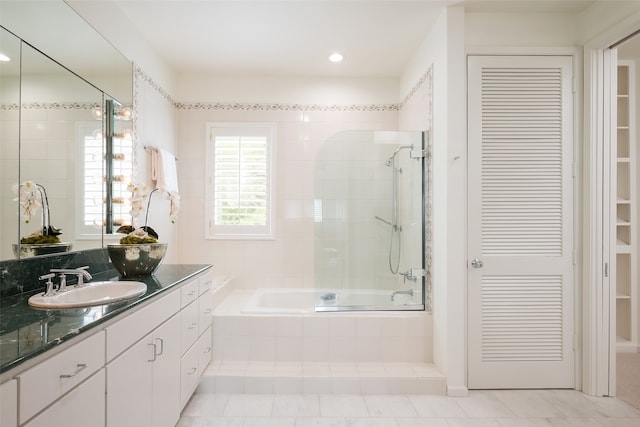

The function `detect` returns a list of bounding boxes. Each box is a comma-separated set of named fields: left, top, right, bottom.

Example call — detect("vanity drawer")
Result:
left=181, top=300, right=199, bottom=355
left=181, top=279, right=199, bottom=308
left=19, top=331, right=105, bottom=423
left=198, top=325, right=213, bottom=376
left=23, top=369, right=105, bottom=427
left=199, top=291, right=213, bottom=332
left=198, top=271, right=214, bottom=296
left=179, top=342, right=199, bottom=409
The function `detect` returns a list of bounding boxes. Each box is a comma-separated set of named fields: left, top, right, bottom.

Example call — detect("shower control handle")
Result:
left=470, top=258, right=484, bottom=269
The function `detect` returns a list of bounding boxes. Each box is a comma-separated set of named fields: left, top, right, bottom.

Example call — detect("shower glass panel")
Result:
left=314, top=130, right=426, bottom=311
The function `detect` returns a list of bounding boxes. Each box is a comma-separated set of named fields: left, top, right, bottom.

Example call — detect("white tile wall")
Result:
left=133, top=69, right=179, bottom=262
left=177, top=106, right=398, bottom=290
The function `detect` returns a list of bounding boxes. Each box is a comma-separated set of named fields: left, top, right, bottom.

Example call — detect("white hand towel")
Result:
left=152, top=148, right=179, bottom=193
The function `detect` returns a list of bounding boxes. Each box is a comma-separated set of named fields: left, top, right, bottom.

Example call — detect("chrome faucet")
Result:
left=391, top=288, right=414, bottom=301
left=38, top=273, right=56, bottom=296
left=50, top=266, right=92, bottom=290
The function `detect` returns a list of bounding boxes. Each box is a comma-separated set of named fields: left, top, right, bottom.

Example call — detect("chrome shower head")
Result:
left=385, top=145, right=413, bottom=167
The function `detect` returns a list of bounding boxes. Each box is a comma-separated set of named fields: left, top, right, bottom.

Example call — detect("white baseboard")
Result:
left=447, top=385, right=469, bottom=396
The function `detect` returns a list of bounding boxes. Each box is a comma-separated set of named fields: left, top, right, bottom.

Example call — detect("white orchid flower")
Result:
left=13, top=181, right=42, bottom=223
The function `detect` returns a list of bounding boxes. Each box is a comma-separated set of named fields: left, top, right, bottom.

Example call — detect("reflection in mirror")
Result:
left=0, top=28, right=22, bottom=260
left=0, top=0, right=134, bottom=261
left=10, top=42, right=105, bottom=259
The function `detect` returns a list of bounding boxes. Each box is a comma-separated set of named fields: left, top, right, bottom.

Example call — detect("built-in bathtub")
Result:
left=213, top=288, right=431, bottom=364
left=204, top=285, right=443, bottom=394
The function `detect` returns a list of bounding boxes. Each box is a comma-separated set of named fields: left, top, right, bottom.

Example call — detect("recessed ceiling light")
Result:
left=329, top=53, right=343, bottom=63
left=0, top=53, right=10, bottom=62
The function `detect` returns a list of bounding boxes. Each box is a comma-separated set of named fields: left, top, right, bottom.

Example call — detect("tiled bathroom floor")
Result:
left=177, top=389, right=640, bottom=426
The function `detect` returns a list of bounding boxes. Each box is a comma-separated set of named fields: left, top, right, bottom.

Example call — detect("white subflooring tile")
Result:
left=177, top=390, right=640, bottom=427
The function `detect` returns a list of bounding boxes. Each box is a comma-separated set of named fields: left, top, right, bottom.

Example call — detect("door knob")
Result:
left=470, top=258, right=484, bottom=268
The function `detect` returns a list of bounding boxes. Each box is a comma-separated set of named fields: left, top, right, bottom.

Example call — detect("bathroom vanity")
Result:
left=0, top=263, right=213, bottom=427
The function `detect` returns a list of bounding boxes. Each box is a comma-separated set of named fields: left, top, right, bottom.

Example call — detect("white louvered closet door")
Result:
left=467, top=55, right=574, bottom=389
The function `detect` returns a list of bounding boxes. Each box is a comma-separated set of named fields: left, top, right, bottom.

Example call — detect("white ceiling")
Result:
left=75, top=0, right=597, bottom=78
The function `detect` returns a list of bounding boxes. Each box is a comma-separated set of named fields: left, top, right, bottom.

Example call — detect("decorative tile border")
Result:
left=134, top=65, right=177, bottom=108
left=400, top=66, right=433, bottom=111
left=1, top=102, right=100, bottom=110
left=175, top=102, right=400, bottom=112
left=147, top=65, right=433, bottom=114
left=2, top=65, right=433, bottom=116
left=0, top=104, right=18, bottom=111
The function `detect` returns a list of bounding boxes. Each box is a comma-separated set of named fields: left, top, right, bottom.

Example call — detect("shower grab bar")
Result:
left=374, top=216, right=392, bottom=227
left=375, top=216, right=401, bottom=232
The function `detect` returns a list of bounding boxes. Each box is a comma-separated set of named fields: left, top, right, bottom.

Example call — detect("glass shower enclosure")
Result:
left=314, top=130, right=427, bottom=311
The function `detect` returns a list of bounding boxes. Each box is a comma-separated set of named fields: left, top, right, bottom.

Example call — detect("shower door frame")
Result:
left=315, top=131, right=427, bottom=312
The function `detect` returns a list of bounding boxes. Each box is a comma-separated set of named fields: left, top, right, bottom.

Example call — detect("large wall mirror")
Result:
left=0, top=0, right=133, bottom=261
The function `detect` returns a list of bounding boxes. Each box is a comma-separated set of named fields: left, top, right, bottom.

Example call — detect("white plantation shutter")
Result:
left=206, top=123, right=275, bottom=239
left=468, top=56, right=574, bottom=389
left=214, top=136, right=268, bottom=225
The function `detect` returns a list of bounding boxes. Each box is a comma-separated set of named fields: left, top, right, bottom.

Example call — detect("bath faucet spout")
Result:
left=391, top=288, right=414, bottom=302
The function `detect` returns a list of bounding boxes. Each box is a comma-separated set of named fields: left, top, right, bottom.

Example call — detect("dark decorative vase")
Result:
left=107, top=243, right=168, bottom=277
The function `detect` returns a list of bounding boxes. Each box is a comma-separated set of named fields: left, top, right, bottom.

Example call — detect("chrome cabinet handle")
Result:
left=155, top=337, right=164, bottom=356
left=470, top=258, right=484, bottom=268
left=187, top=367, right=197, bottom=375
left=148, top=343, right=157, bottom=362
left=60, top=363, right=87, bottom=379
left=187, top=322, right=197, bottom=330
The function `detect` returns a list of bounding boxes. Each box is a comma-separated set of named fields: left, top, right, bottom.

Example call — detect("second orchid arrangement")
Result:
left=116, top=182, right=180, bottom=244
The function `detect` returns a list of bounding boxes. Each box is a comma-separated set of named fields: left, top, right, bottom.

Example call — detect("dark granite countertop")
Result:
left=0, top=263, right=211, bottom=375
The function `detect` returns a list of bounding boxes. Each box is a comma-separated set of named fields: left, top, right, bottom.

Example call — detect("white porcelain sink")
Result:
left=28, top=281, right=147, bottom=309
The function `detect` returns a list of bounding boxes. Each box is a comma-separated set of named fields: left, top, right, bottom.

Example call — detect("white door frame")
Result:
left=583, top=14, right=640, bottom=397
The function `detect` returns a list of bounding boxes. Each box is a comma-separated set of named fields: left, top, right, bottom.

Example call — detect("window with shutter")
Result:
left=205, top=123, right=275, bottom=239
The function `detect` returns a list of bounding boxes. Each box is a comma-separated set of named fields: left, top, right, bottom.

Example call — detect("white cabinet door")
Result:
left=106, top=331, right=154, bottom=427
left=0, top=380, right=17, bottom=427
left=107, top=313, right=181, bottom=427
left=24, top=370, right=105, bottom=427
left=151, top=314, right=181, bottom=427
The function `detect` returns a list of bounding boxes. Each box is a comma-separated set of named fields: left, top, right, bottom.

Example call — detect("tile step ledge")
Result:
left=197, top=361, right=446, bottom=395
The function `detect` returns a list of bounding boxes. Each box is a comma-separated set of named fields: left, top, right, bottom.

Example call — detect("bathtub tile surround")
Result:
left=200, top=361, right=445, bottom=396
left=204, top=287, right=443, bottom=395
